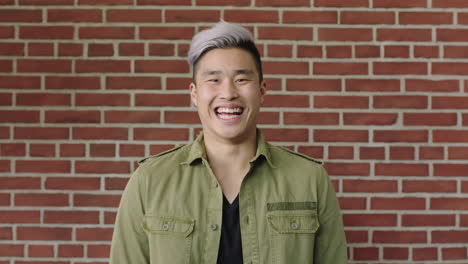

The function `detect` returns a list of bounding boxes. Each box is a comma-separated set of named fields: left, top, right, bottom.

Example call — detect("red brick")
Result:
left=48, top=9, right=102, bottom=22
left=45, top=110, right=100, bottom=124
left=60, top=144, right=85, bottom=157
left=339, top=197, right=366, bottom=210
left=105, top=177, right=129, bottom=190
left=28, top=245, right=54, bottom=258
left=105, top=110, right=160, bottom=123
left=297, top=45, right=322, bottom=58
left=225, top=10, right=278, bottom=24
left=355, top=45, right=380, bottom=58
left=119, top=43, right=144, bottom=56
left=267, top=44, right=293, bottom=58
left=30, top=144, right=55, bottom=157
left=298, top=147, right=324, bottom=159
left=263, top=95, right=309, bottom=108
left=17, top=93, right=70, bottom=106
left=434, top=63, right=468, bottom=75
left=413, top=247, right=438, bottom=261
left=120, top=144, right=145, bottom=157
left=0, top=160, right=10, bottom=172
left=402, top=214, right=455, bottom=226
left=374, top=95, right=427, bottom=109
left=0, top=76, right=40, bottom=89
left=88, top=43, right=114, bottom=57
left=76, top=93, right=129, bottom=106
left=195, top=0, right=249, bottom=5
left=46, top=76, right=99, bottom=90
left=434, top=164, right=468, bottom=176
left=406, top=79, right=458, bottom=92
left=437, top=29, right=468, bottom=42
left=286, top=79, right=340, bottom=92
left=389, top=146, right=414, bottom=160
left=459, top=13, right=468, bottom=24
left=414, top=45, right=439, bottom=58
left=383, top=247, right=408, bottom=260
left=166, top=9, right=219, bottom=23
left=167, top=77, right=192, bottom=90
left=262, top=128, right=308, bottom=142
left=74, top=194, right=121, bottom=207
left=433, top=96, right=468, bottom=109
left=343, top=179, right=397, bottom=192
left=434, top=130, right=468, bottom=143
left=15, top=193, right=69, bottom=206
left=134, top=128, right=189, bottom=141
left=105, top=212, right=117, bottom=224
left=256, top=0, right=308, bottom=6
left=319, top=28, right=372, bottom=41
left=433, top=231, right=468, bottom=243
left=148, top=43, right=174, bottom=56
left=0, top=210, right=40, bottom=223
left=360, top=147, right=385, bottom=160
left=403, top=180, right=457, bottom=193
left=0, top=244, right=24, bottom=257
left=404, top=113, right=457, bottom=126
left=107, top=9, right=161, bottom=22
left=258, top=27, right=312, bottom=41
left=341, top=11, right=394, bottom=24
left=88, top=244, right=110, bottom=258
left=420, top=146, right=444, bottom=160
left=58, top=43, right=83, bottom=56
left=442, top=247, right=467, bottom=260
left=77, top=227, right=113, bottom=241
left=0, top=26, right=13, bottom=38
left=384, top=45, right=410, bottom=58
left=375, top=163, right=428, bottom=176
left=18, top=59, right=71, bottom=73
left=434, top=0, right=468, bottom=7
left=344, top=214, right=397, bottom=227
left=20, top=0, right=73, bottom=4
left=263, top=61, right=309, bottom=75
left=449, top=147, right=468, bottom=160
left=346, top=79, right=399, bottom=92
left=137, top=0, right=190, bottom=4
left=284, top=112, right=339, bottom=125
left=314, top=62, right=368, bottom=75
left=0, top=60, right=12, bottom=72
left=0, top=110, right=39, bottom=123
left=354, top=247, right=379, bottom=260
left=345, top=231, right=368, bottom=243
left=135, top=93, right=190, bottom=107
left=444, top=46, right=468, bottom=59
left=76, top=161, right=130, bottom=174
left=315, top=0, right=367, bottom=7
left=374, top=62, right=427, bottom=75
left=73, top=127, right=128, bottom=140
left=107, top=76, right=161, bottom=90
left=58, top=244, right=83, bottom=258
left=135, top=60, right=189, bottom=73
left=76, top=59, right=130, bottom=73
left=28, top=42, right=54, bottom=56
left=374, top=0, right=426, bottom=7
left=400, top=12, right=452, bottom=25
left=20, top=26, right=74, bottom=39
left=79, top=0, right=132, bottom=4
left=378, top=28, right=432, bottom=41
left=0, top=143, right=26, bottom=156
left=164, top=111, right=200, bottom=124
left=46, top=177, right=100, bottom=190
left=326, top=46, right=352, bottom=58
left=432, top=198, right=468, bottom=210
left=0, top=9, right=41, bottom=22
left=90, top=143, right=115, bottom=157
left=16, top=160, right=70, bottom=173
left=0, top=43, right=24, bottom=56
left=0, top=227, right=12, bottom=239
left=283, top=11, right=336, bottom=24
left=373, top=231, right=426, bottom=243
left=44, top=210, right=99, bottom=224
left=314, top=96, right=368, bottom=109
left=149, top=144, right=177, bottom=155
left=0, top=177, right=40, bottom=190
left=79, top=26, right=134, bottom=39
left=140, top=26, right=194, bottom=40
left=344, top=113, right=397, bottom=125
left=315, top=129, right=368, bottom=142
left=324, top=162, right=370, bottom=176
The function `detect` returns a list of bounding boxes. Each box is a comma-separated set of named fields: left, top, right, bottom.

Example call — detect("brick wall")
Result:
left=1, top=0, right=468, bottom=263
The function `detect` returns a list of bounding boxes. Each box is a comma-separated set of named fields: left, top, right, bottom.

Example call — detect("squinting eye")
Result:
left=208, top=79, right=219, bottom=83
left=236, top=79, right=248, bottom=83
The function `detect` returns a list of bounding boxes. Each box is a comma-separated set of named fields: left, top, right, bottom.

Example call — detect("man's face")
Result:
left=190, top=48, right=266, bottom=143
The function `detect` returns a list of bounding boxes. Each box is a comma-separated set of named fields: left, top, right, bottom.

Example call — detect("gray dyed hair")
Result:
left=188, top=21, right=263, bottom=82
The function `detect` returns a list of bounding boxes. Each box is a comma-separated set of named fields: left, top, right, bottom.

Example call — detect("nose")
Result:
left=220, top=80, right=239, bottom=100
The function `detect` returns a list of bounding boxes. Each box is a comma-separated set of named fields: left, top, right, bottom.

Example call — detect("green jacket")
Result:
left=110, top=130, right=348, bottom=264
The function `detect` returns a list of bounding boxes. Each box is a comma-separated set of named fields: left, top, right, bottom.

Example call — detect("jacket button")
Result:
left=210, top=224, right=218, bottom=231
left=162, top=223, right=169, bottom=231
left=291, top=222, right=299, bottom=230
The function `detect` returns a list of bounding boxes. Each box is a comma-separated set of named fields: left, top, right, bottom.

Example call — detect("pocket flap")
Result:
left=267, top=212, right=319, bottom=234
left=144, top=216, right=195, bottom=237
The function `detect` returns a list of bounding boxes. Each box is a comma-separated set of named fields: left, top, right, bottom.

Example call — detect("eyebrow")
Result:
left=201, top=69, right=255, bottom=77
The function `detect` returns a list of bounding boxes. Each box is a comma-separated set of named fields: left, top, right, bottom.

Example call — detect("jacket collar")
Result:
left=182, top=129, right=275, bottom=168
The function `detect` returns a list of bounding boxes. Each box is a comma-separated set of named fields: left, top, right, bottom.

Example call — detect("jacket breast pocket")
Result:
left=144, top=215, right=195, bottom=264
left=267, top=211, right=319, bottom=264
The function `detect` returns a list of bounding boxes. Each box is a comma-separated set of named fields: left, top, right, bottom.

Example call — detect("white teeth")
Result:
left=216, top=107, right=242, bottom=114
left=218, top=114, right=239, bottom=120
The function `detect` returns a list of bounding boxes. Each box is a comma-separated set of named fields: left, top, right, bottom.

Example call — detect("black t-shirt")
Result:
left=217, top=195, right=243, bottom=264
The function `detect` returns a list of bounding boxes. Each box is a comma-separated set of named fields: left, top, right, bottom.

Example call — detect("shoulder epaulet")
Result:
left=278, top=146, right=323, bottom=165
left=138, top=145, right=185, bottom=164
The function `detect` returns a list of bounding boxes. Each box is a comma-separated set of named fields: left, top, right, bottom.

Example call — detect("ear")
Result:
left=260, top=80, right=266, bottom=104
left=189, top=82, right=198, bottom=107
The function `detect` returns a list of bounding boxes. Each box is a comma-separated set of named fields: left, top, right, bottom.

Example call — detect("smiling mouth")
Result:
left=215, top=107, right=244, bottom=120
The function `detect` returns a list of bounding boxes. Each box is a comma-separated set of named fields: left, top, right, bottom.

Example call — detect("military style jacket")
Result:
left=110, top=130, right=348, bottom=264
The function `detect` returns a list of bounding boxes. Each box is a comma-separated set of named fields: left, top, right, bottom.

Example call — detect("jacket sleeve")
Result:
left=110, top=166, right=150, bottom=263
left=314, top=165, right=348, bottom=263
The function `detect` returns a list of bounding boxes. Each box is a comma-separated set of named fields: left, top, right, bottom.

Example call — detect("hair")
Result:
left=188, top=21, right=263, bottom=83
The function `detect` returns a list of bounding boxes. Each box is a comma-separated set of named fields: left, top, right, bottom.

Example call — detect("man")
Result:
left=110, top=21, right=347, bottom=264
